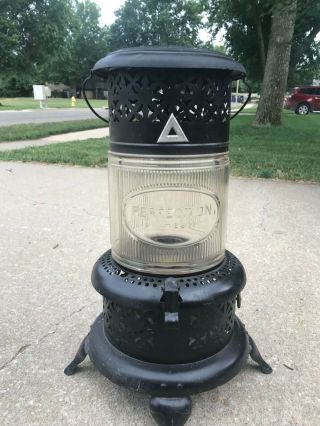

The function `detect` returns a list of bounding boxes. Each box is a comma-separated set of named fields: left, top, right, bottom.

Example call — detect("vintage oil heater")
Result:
left=65, top=47, right=272, bottom=426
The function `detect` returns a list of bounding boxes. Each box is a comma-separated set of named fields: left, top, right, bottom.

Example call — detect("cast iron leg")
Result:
left=149, top=396, right=192, bottom=426
left=248, top=334, right=272, bottom=374
left=64, top=334, right=90, bottom=376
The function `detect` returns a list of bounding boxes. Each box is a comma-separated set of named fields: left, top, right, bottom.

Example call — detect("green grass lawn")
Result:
left=0, top=97, right=107, bottom=110
left=230, top=114, right=319, bottom=181
left=0, top=114, right=319, bottom=182
left=0, top=138, right=108, bottom=167
left=0, top=119, right=106, bottom=142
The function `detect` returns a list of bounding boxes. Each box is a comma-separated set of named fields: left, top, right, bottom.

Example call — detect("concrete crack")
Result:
left=0, top=344, right=31, bottom=371
left=82, top=208, right=106, bottom=218
left=0, top=302, right=95, bottom=371
left=37, top=303, right=93, bottom=344
left=37, top=302, right=96, bottom=344
left=0, top=187, right=61, bottom=207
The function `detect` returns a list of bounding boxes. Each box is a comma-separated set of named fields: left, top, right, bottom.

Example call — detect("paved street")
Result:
left=0, top=108, right=106, bottom=126
left=0, top=162, right=319, bottom=425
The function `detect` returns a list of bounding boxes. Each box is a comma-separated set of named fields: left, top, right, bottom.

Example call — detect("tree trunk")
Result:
left=255, top=15, right=266, bottom=73
left=254, top=0, right=297, bottom=126
left=253, top=0, right=266, bottom=74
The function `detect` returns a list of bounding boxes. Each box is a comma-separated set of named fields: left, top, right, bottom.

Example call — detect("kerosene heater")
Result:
left=65, top=47, right=272, bottom=426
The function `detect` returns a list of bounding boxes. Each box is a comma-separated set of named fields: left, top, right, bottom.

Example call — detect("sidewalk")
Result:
left=0, top=127, right=109, bottom=151
left=0, top=161, right=319, bottom=425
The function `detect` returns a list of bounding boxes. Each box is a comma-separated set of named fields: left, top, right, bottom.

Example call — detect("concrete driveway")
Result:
left=0, top=108, right=105, bottom=126
left=0, top=161, right=319, bottom=425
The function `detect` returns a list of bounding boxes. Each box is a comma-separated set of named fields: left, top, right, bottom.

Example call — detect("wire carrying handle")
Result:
left=82, top=74, right=109, bottom=124
left=230, top=79, right=252, bottom=120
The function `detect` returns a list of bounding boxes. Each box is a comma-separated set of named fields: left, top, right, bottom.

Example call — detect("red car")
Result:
left=285, top=86, right=320, bottom=114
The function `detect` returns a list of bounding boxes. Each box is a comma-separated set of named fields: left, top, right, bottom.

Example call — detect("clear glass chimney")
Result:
left=109, top=152, right=229, bottom=275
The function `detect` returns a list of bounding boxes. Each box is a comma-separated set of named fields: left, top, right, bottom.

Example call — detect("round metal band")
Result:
left=88, top=314, right=249, bottom=397
left=91, top=250, right=246, bottom=309
left=109, top=140, right=229, bottom=155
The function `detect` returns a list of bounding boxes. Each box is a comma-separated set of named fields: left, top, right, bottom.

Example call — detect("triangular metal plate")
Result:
left=157, top=114, right=189, bottom=143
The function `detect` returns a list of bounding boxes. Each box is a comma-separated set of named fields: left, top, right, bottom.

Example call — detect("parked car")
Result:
left=285, top=86, right=320, bottom=115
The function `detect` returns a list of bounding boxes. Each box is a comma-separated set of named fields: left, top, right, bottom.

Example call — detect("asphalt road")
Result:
left=0, top=108, right=106, bottom=126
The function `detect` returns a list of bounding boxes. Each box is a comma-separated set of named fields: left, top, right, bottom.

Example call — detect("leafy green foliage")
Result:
left=205, top=0, right=320, bottom=87
left=1, top=0, right=318, bottom=96
left=108, top=0, right=204, bottom=49
left=0, top=0, right=109, bottom=95
left=1, top=0, right=205, bottom=96
left=288, top=0, right=320, bottom=86
left=0, top=0, right=72, bottom=95
left=0, top=0, right=72, bottom=72
left=205, top=0, right=271, bottom=83
left=39, top=0, right=109, bottom=87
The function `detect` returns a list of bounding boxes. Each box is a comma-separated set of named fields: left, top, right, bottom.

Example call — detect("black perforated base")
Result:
left=91, top=250, right=245, bottom=363
left=103, top=296, right=236, bottom=363
left=65, top=246, right=272, bottom=425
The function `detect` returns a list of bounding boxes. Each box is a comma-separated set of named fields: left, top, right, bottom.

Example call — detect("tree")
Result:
left=0, top=0, right=109, bottom=96
left=0, top=0, right=72, bottom=95
left=108, top=0, right=204, bottom=50
left=288, top=0, right=320, bottom=87
left=205, top=0, right=320, bottom=88
left=254, top=0, right=297, bottom=125
left=39, top=0, right=109, bottom=88
left=205, top=0, right=271, bottom=84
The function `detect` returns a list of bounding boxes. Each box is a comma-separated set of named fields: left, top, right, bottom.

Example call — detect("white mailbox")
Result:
left=33, top=85, right=46, bottom=100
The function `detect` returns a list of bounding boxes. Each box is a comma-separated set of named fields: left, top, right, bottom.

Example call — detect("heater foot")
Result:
left=64, top=334, right=90, bottom=376
left=248, top=334, right=272, bottom=374
left=150, top=396, right=192, bottom=426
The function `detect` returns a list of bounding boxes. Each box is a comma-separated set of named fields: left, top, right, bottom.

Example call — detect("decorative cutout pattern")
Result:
left=100, top=250, right=238, bottom=289
left=107, top=70, right=231, bottom=126
left=219, top=298, right=236, bottom=334
left=103, top=299, right=159, bottom=351
left=103, top=296, right=237, bottom=362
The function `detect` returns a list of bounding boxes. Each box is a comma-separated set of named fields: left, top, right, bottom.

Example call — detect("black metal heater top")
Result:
left=90, top=47, right=246, bottom=154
